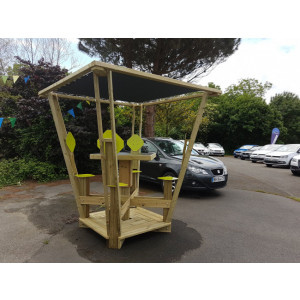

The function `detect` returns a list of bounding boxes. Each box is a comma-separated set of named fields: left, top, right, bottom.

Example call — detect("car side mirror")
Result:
left=154, top=151, right=160, bottom=161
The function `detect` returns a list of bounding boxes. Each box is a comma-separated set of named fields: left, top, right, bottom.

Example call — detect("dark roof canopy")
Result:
left=39, top=61, right=221, bottom=102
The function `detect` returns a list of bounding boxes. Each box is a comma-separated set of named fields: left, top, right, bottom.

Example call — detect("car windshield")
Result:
left=153, top=139, right=199, bottom=156
left=260, top=144, right=281, bottom=150
left=194, top=143, right=205, bottom=148
left=208, top=143, right=222, bottom=148
left=250, top=146, right=261, bottom=151
left=241, top=145, right=255, bottom=149
left=275, top=144, right=300, bottom=152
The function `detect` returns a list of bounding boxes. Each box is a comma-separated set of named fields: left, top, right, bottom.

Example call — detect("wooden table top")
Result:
left=90, top=152, right=156, bottom=161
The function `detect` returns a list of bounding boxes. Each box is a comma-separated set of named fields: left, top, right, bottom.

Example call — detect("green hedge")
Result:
left=0, top=158, right=68, bottom=188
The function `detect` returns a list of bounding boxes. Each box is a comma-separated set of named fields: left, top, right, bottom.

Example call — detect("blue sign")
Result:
left=271, top=128, right=280, bottom=144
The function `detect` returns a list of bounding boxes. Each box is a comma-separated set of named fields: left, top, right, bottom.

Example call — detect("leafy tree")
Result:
left=78, top=38, right=241, bottom=137
left=201, top=79, right=286, bottom=152
left=270, top=92, right=300, bottom=143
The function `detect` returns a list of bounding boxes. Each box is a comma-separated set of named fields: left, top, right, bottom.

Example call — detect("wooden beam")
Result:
left=107, top=70, right=122, bottom=249
left=141, top=92, right=204, bottom=106
left=39, top=61, right=97, bottom=96
left=48, top=93, right=87, bottom=218
left=139, top=105, right=143, bottom=136
left=131, top=106, right=136, bottom=135
left=80, top=195, right=106, bottom=205
left=93, top=71, right=110, bottom=235
left=52, top=92, right=137, bottom=107
left=131, top=196, right=171, bottom=208
left=165, top=92, right=209, bottom=222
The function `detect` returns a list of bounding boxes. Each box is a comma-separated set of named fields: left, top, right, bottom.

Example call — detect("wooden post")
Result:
left=165, top=92, right=208, bottom=222
left=139, top=105, right=143, bottom=137
left=93, top=72, right=109, bottom=235
left=48, top=93, right=87, bottom=219
left=132, top=106, right=136, bottom=135
left=107, top=70, right=122, bottom=249
left=77, top=178, right=90, bottom=218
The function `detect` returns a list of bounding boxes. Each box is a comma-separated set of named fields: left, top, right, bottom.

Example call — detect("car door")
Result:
left=140, top=140, right=166, bottom=182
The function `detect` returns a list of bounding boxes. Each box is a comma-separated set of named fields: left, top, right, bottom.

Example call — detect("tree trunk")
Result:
left=144, top=105, right=156, bottom=137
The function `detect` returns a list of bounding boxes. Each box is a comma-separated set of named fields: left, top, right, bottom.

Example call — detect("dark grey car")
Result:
left=139, top=138, right=228, bottom=191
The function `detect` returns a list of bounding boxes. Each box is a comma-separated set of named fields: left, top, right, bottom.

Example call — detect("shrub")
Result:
left=0, top=158, right=68, bottom=188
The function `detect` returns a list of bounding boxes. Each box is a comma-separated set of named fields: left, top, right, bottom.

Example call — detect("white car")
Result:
left=193, top=143, right=210, bottom=155
left=290, top=154, right=300, bottom=175
left=264, top=144, right=300, bottom=167
left=250, top=144, right=283, bottom=163
left=178, top=141, right=209, bottom=155
left=207, top=143, right=225, bottom=156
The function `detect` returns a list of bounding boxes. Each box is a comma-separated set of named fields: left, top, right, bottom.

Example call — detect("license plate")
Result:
left=212, top=175, right=225, bottom=183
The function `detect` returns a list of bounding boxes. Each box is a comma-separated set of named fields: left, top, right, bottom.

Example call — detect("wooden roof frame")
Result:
left=38, top=61, right=221, bottom=106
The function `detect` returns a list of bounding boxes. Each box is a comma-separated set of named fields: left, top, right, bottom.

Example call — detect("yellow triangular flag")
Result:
left=13, top=76, right=20, bottom=83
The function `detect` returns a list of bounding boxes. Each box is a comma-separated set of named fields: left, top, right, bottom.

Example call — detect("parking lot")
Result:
left=0, top=156, right=299, bottom=263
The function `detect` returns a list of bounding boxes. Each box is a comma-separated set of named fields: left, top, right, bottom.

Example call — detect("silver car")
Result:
left=264, top=144, right=300, bottom=167
left=207, top=143, right=225, bottom=156
left=290, top=154, right=300, bottom=175
left=250, top=144, right=283, bottom=163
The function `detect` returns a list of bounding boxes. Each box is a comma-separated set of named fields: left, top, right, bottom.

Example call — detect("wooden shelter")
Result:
left=38, top=61, right=221, bottom=249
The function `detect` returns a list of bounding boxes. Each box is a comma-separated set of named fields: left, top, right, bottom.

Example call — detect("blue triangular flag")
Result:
left=24, top=76, right=30, bottom=84
left=67, top=108, right=75, bottom=118
left=0, top=118, right=3, bottom=128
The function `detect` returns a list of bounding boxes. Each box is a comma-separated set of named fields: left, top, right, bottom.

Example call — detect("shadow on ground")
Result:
left=5, top=191, right=202, bottom=263
left=64, top=219, right=202, bottom=263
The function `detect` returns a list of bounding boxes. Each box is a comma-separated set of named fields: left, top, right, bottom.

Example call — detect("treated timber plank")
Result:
left=90, top=152, right=156, bottom=161
left=48, top=94, right=87, bottom=219
left=79, top=217, right=108, bottom=239
left=79, top=195, right=106, bottom=205
left=107, top=70, right=122, bottom=249
left=119, top=220, right=170, bottom=239
left=166, top=92, right=208, bottom=223
left=94, top=72, right=110, bottom=236
left=131, top=197, right=171, bottom=208
left=135, top=207, right=163, bottom=222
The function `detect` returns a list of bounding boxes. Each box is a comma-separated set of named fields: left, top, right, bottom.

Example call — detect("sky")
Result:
left=69, top=38, right=300, bottom=103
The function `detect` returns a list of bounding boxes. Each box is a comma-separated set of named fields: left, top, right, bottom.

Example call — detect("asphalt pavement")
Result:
left=0, top=157, right=299, bottom=263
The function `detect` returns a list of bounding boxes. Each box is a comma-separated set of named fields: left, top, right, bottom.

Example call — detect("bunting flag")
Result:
left=13, top=76, right=20, bottom=83
left=9, top=117, right=16, bottom=128
left=86, top=100, right=90, bottom=105
left=0, top=118, right=3, bottom=128
left=24, top=76, right=30, bottom=84
left=67, top=108, right=75, bottom=118
left=2, top=76, right=8, bottom=84
left=77, top=102, right=83, bottom=110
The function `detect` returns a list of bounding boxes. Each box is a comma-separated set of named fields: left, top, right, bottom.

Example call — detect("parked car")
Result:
left=250, top=144, right=283, bottom=163
left=290, top=154, right=300, bottom=175
left=233, top=145, right=258, bottom=158
left=240, top=146, right=262, bottom=160
left=206, top=143, right=225, bottom=156
left=263, top=144, right=300, bottom=167
left=179, top=140, right=210, bottom=156
left=193, top=143, right=210, bottom=155
left=139, top=138, right=228, bottom=191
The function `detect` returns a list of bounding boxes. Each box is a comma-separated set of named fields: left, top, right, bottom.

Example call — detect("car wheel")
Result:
left=240, top=156, right=245, bottom=160
left=160, top=171, right=177, bottom=193
left=251, top=160, right=256, bottom=163
left=234, top=155, right=237, bottom=158
left=291, top=170, right=300, bottom=176
left=266, top=164, right=272, bottom=167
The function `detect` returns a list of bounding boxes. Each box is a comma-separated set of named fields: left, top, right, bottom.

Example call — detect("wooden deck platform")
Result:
left=79, top=207, right=171, bottom=242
